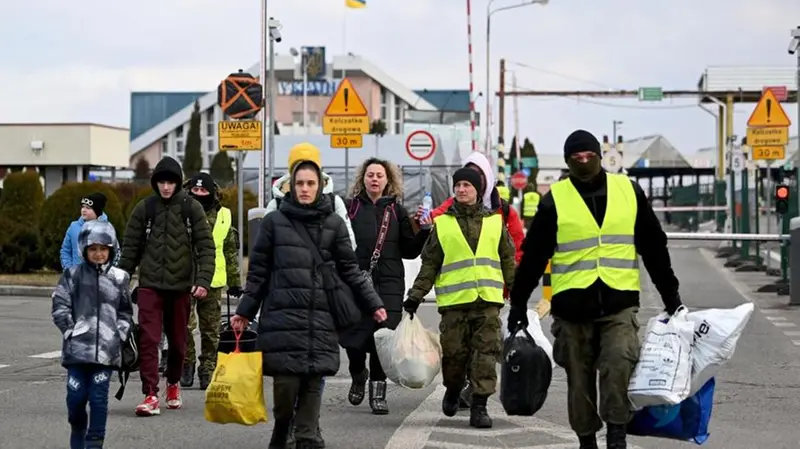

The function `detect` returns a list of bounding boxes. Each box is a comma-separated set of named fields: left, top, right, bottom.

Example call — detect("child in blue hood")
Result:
left=60, top=193, right=120, bottom=270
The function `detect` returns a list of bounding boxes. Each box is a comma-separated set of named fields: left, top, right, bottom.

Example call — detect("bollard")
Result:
left=535, top=260, right=553, bottom=319
left=790, top=217, right=800, bottom=305
left=248, top=207, right=267, bottom=255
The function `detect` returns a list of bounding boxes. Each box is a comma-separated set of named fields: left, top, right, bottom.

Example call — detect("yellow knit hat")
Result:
left=287, top=142, right=322, bottom=171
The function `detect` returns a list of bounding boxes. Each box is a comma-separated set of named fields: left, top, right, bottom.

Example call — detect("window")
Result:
left=308, top=112, right=319, bottom=125
left=380, top=87, right=387, bottom=120
left=160, top=139, right=168, bottom=158
left=207, top=122, right=214, bottom=137
left=176, top=141, right=184, bottom=154
left=292, top=111, right=304, bottom=124
left=206, top=108, right=214, bottom=122
left=207, top=139, right=215, bottom=154
left=177, top=155, right=185, bottom=165
left=175, top=125, right=184, bottom=138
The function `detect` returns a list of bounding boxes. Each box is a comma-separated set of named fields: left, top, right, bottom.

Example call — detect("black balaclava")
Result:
left=82, top=192, right=107, bottom=218
left=188, top=173, right=216, bottom=210
left=563, top=129, right=603, bottom=182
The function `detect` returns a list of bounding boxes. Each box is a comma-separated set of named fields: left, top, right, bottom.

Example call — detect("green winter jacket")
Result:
left=118, top=158, right=216, bottom=291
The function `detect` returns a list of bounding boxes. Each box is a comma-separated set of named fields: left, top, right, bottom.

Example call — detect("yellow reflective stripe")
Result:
left=440, top=258, right=502, bottom=275
left=551, top=257, right=639, bottom=274
left=435, top=279, right=505, bottom=295
left=555, top=234, right=634, bottom=252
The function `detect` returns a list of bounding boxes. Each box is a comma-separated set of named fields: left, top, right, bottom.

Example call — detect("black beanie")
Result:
left=564, top=129, right=602, bottom=160
left=81, top=192, right=107, bottom=217
left=452, top=167, right=483, bottom=193
left=188, top=173, right=216, bottom=198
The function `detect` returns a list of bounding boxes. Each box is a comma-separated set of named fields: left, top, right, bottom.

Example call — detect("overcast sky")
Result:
left=1, top=0, right=799, bottom=157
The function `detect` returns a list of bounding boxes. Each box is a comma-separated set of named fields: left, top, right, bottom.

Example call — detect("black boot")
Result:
left=369, top=381, right=389, bottom=415
left=158, top=349, right=168, bottom=376
left=347, top=369, right=368, bottom=406
left=268, top=419, right=292, bottom=449
left=441, top=388, right=461, bottom=417
left=578, top=434, right=599, bottom=449
left=606, top=424, right=627, bottom=449
left=458, top=381, right=472, bottom=410
left=180, top=361, right=195, bottom=387
left=469, top=394, right=492, bottom=428
left=198, top=369, right=211, bottom=390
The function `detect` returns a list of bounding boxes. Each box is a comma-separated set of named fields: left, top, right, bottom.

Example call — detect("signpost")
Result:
left=322, top=77, right=369, bottom=190
left=510, top=172, right=528, bottom=190
left=763, top=85, right=788, bottom=102
left=405, top=130, right=436, bottom=192
left=746, top=88, right=792, bottom=162
left=603, top=147, right=623, bottom=173
left=218, top=120, right=263, bottom=151
left=730, top=150, right=745, bottom=173
left=638, top=87, right=663, bottom=102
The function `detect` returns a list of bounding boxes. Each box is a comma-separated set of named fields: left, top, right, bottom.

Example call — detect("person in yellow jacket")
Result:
left=403, top=167, right=516, bottom=429
left=508, top=130, right=682, bottom=449
left=180, top=173, right=242, bottom=390
left=520, top=188, right=540, bottom=228
left=495, top=180, right=510, bottom=202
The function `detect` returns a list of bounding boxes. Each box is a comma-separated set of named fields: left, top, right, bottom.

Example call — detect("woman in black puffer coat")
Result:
left=232, top=160, right=387, bottom=449
left=342, top=158, right=432, bottom=415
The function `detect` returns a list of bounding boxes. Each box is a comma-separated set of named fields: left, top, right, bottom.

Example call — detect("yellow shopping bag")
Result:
left=204, top=330, right=268, bottom=425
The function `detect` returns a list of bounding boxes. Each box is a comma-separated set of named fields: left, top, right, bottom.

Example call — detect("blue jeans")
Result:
left=66, top=364, right=112, bottom=449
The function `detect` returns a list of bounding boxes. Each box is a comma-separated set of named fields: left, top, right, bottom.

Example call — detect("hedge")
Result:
left=125, top=186, right=155, bottom=220
left=0, top=171, right=44, bottom=227
left=38, top=182, right=125, bottom=271
left=0, top=172, right=45, bottom=272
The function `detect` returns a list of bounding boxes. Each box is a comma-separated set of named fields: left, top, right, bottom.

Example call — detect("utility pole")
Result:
left=498, top=58, right=506, bottom=148
left=497, top=58, right=506, bottom=181
left=613, top=120, right=623, bottom=143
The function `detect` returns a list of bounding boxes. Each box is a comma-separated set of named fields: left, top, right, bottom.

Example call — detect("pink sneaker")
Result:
left=166, top=383, right=182, bottom=409
left=135, top=395, right=160, bottom=416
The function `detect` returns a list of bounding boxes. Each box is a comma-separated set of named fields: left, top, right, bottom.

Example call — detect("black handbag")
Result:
left=289, top=220, right=363, bottom=330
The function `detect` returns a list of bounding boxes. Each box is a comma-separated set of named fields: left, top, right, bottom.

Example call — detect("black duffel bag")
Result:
left=500, top=326, right=552, bottom=416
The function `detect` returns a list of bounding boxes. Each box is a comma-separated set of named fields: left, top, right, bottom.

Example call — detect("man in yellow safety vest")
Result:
left=495, top=180, right=510, bottom=202
left=180, top=173, right=242, bottom=390
left=520, top=188, right=540, bottom=228
left=508, top=130, right=682, bottom=449
left=403, top=167, right=516, bottom=429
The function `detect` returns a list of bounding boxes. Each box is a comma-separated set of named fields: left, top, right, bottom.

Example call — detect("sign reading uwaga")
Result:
left=217, top=71, right=263, bottom=119
left=218, top=120, right=262, bottom=151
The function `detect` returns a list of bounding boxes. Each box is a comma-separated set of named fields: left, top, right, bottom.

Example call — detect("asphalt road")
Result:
left=0, top=249, right=798, bottom=448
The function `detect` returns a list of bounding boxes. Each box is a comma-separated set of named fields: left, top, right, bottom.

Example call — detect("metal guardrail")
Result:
left=665, top=232, right=789, bottom=242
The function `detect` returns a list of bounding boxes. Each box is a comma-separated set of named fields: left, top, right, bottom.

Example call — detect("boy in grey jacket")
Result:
left=52, top=220, right=134, bottom=449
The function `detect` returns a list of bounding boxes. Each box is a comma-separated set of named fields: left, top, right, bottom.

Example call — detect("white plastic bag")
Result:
left=500, top=308, right=555, bottom=369
left=374, top=313, right=442, bottom=389
left=628, top=307, right=694, bottom=410
left=686, top=302, right=753, bottom=395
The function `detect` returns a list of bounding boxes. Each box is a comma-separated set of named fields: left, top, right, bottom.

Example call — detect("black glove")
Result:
left=403, top=298, right=420, bottom=318
left=663, top=292, right=682, bottom=316
left=507, top=305, right=528, bottom=333
left=227, top=286, right=243, bottom=299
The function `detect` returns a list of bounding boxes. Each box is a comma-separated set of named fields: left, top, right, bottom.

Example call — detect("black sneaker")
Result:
left=180, top=362, right=195, bottom=388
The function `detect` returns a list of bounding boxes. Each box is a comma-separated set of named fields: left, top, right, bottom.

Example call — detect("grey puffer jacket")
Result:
left=52, top=220, right=134, bottom=369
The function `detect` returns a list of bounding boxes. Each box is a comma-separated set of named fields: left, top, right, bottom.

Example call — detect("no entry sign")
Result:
left=405, top=130, right=436, bottom=161
left=510, top=172, right=528, bottom=190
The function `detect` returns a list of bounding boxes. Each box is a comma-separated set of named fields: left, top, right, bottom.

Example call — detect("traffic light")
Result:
left=775, top=184, right=790, bottom=215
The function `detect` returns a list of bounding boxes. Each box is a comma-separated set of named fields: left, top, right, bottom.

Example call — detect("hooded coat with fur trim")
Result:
left=52, top=220, right=134, bottom=369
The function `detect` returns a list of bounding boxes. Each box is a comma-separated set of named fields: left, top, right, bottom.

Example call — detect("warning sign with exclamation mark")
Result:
left=322, top=77, right=370, bottom=135
left=748, top=88, right=792, bottom=128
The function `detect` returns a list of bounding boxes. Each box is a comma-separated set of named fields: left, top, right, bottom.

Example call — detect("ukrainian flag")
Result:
left=346, top=0, right=366, bottom=8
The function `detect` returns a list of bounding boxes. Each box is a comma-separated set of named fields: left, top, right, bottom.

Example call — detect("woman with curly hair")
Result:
left=341, top=158, right=432, bottom=415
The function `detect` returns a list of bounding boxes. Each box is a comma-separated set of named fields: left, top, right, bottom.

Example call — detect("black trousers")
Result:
left=346, top=338, right=386, bottom=382
left=272, top=375, right=324, bottom=442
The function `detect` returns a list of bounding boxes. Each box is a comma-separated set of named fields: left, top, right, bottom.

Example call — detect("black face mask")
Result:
left=191, top=193, right=215, bottom=210
left=567, top=157, right=602, bottom=182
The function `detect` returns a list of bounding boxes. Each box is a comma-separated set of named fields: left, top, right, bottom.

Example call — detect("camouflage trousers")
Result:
left=551, top=306, right=641, bottom=436
left=439, top=306, right=502, bottom=397
left=185, top=287, right=223, bottom=374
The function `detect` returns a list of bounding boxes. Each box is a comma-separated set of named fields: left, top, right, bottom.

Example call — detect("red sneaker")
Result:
left=135, top=395, right=160, bottom=417
left=166, top=383, right=182, bottom=409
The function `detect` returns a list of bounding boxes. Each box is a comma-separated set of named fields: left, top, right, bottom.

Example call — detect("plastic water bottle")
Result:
left=422, top=192, right=433, bottom=221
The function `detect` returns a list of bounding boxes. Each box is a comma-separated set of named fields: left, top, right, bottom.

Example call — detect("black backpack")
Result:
left=114, top=323, right=140, bottom=400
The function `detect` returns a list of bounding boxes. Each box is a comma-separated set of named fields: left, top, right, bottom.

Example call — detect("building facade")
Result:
left=129, top=51, right=477, bottom=169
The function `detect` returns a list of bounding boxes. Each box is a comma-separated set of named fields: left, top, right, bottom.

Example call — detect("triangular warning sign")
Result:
left=324, top=78, right=368, bottom=116
left=747, top=89, right=791, bottom=127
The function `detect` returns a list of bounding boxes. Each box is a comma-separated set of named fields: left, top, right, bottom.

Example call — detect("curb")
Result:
left=0, top=285, right=53, bottom=298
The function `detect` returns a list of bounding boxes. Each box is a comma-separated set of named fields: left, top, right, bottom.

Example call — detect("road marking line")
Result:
left=783, top=331, right=800, bottom=336
left=792, top=340, right=800, bottom=346
left=766, top=316, right=788, bottom=321
left=0, top=364, right=9, bottom=369
left=772, top=322, right=797, bottom=328
left=29, top=351, right=61, bottom=359
left=760, top=309, right=779, bottom=314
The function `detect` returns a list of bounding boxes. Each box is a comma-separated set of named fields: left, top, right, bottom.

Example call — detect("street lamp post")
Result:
left=612, top=120, right=623, bottom=143
left=787, top=26, right=799, bottom=213
left=484, top=0, right=548, bottom=152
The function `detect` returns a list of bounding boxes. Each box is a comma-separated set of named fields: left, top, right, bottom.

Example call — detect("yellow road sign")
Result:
left=746, top=127, right=789, bottom=146
left=323, top=77, right=369, bottom=135
left=323, top=116, right=369, bottom=134
left=751, top=145, right=785, bottom=161
left=218, top=120, right=262, bottom=151
left=747, top=89, right=791, bottom=128
left=330, top=134, right=363, bottom=149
